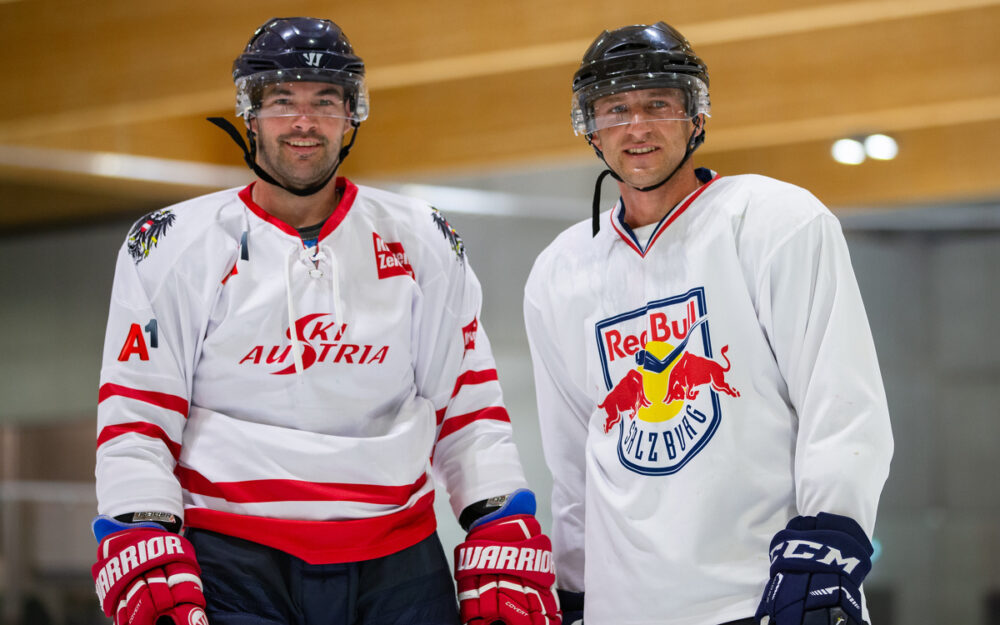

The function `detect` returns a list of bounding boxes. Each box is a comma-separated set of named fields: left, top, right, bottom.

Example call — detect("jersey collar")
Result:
left=238, top=177, right=359, bottom=242
left=610, top=168, right=718, bottom=257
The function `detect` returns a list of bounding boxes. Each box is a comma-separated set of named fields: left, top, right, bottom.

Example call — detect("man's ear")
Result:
left=693, top=114, right=705, bottom=138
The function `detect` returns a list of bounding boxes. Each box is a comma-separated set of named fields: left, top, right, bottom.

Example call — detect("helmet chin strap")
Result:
left=588, top=118, right=704, bottom=237
left=207, top=117, right=359, bottom=197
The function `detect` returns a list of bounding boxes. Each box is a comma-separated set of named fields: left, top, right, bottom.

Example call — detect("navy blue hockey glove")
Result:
left=557, top=589, right=584, bottom=625
left=755, top=513, right=873, bottom=625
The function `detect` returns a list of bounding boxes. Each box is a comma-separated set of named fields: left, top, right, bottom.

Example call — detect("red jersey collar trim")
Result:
left=238, top=177, right=359, bottom=242
left=610, top=174, right=719, bottom=258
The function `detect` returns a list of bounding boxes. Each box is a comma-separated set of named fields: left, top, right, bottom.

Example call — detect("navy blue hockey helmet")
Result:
left=571, top=22, right=710, bottom=136
left=233, top=17, right=369, bottom=124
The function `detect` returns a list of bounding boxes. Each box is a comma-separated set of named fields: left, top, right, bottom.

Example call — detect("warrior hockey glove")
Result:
left=91, top=516, right=209, bottom=625
left=755, top=512, right=873, bottom=625
left=454, top=489, right=560, bottom=625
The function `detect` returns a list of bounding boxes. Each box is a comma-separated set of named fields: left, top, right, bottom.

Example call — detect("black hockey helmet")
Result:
left=207, top=17, right=368, bottom=197
left=572, top=22, right=711, bottom=236
left=571, top=22, right=710, bottom=136
left=233, top=17, right=369, bottom=124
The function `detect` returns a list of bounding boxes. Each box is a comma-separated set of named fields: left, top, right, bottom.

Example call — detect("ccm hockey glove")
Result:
left=755, top=512, right=873, bottom=625
left=454, top=490, right=560, bottom=625
left=91, top=515, right=209, bottom=625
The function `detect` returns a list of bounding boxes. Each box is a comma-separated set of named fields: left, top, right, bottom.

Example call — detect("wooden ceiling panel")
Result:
left=2, top=0, right=999, bottom=231
left=700, top=118, right=1000, bottom=207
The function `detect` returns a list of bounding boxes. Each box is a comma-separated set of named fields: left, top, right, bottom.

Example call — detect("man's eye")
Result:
left=610, top=104, right=628, bottom=115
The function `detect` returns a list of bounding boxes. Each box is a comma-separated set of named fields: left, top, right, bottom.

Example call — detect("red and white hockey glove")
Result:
left=454, top=490, right=560, bottom=625
left=91, top=516, right=209, bottom=625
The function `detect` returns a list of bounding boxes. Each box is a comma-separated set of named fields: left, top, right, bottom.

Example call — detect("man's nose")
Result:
left=291, top=113, right=318, bottom=130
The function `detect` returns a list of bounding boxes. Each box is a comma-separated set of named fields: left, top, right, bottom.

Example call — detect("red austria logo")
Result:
left=238, top=313, right=389, bottom=375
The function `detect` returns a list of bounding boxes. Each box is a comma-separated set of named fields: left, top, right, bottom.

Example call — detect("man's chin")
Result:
left=273, top=166, right=341, bottom=193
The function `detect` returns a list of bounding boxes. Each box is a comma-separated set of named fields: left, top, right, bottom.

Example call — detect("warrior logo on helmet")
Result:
left=127, top=209, right=176, bottom=264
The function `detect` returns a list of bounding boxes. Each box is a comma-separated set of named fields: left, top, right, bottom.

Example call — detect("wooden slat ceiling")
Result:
left=1, top=0, right=999, bottom=231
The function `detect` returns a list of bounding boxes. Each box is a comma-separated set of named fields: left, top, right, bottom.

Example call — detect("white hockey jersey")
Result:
left=97, top=178, right=527, bottom=564
left=523, top=171, right=893, bottom=625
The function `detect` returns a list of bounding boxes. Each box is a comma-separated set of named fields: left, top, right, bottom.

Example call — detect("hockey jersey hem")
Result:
left=183, top=490, right=437, bottom=564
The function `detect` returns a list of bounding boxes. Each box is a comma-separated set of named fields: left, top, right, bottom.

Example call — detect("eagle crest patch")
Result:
left=128, top=209, right=176, bottom=263
left=430, top=207, right=465, bottom=261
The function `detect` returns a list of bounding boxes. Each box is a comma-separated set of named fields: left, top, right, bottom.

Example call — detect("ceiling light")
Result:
left=864, top=134, right=899, bottom=160
left=831, top=138, right=866, bottom=165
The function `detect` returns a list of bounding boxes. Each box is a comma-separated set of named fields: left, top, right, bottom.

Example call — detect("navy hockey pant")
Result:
left=186, top=528, right=461, bottom=625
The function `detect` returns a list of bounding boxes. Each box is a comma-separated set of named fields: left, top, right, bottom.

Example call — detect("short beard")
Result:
left=256, top=130, right=340, bottom=192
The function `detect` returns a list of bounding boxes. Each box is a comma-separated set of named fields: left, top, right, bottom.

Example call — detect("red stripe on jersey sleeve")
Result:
left=435, top=407, right=447, bottom=426
left=96, top=422, right=182, bottom=460
left=175, top=466, right=429, bottom=506
left=98, top=383, right=189, bottom=417
left=437, top=406, right=510, bottom=441
left=450, top=369, right=498, bottom=398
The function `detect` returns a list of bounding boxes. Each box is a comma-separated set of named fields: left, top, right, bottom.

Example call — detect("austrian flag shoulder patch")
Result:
left=373, top=232, right=415, bottom=280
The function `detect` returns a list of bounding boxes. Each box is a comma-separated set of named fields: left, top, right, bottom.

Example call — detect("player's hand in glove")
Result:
left=755, top=512, right=873, bottom=625
left=454, top=489, right=560, bottom=625
left=91, top=515, right=209, bottom=625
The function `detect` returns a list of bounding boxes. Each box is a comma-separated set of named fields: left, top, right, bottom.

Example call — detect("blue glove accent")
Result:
left=558, top=589, right=584, bottom=625
left=468, top=488, right=536, bottom=530
left=755, top=513, right=873, bottom=625
left=91, top=515, right=168, bottom=543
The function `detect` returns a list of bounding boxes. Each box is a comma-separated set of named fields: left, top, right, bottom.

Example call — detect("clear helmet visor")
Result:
left=235, top=68, right=370, bottom=122
left=571, top=73, right=710, bottom=135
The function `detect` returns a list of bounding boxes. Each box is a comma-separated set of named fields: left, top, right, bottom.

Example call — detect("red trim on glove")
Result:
left=454, top=514, right=560, bottom=625
left=91, top=528, right=202, bottom=619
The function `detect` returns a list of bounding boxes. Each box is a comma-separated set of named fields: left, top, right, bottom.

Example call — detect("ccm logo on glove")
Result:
left=95, top=533, right=186, bottom=603
left=456, top=545, right=555, bottom=575
left=768, top=539, right=862, bottom=575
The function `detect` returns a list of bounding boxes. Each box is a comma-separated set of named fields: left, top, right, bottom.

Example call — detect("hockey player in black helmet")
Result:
left=209, top=17, right=369, bottom=197
left=92, top=16, right=557, bottom=625
left=571, top=21, right=711, bottom=235
left=524, top=20, right=892, bottom=625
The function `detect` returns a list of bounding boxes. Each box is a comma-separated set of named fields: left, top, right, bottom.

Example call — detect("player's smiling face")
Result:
left=250, top=81, right=350, bottom=191
left=590, top=88, right=699, bottom=188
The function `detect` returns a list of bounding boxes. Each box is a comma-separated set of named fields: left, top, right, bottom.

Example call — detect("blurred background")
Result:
left=2, top=1, right=999, bottom=623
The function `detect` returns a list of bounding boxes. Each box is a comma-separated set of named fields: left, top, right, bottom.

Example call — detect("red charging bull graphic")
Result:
left=595, top=287, right=739, bottom=475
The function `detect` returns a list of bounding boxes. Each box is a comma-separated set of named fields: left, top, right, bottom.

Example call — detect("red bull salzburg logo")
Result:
left=595, top=287, right=739, bottom=475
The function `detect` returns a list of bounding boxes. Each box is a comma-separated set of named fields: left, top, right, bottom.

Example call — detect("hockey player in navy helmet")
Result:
left=525, top=21, right=892, bottom=625
left=92, top=17, right=558, bottom=625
